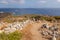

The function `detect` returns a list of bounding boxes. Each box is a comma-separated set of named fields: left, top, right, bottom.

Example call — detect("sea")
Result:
left=0, top=8, right=60, bottom=16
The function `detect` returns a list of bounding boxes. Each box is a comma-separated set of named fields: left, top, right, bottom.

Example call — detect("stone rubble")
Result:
left=39, top=23, right=60, bottom=40
left=0, top=20, right=30, bottom=34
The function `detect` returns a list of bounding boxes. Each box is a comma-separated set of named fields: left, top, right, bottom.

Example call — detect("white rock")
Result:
left=52, top=36, right=56, bottom=40
left=0, top=30, right=4, bottom=33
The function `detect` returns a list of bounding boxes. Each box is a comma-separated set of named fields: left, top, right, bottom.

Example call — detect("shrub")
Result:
left=54, top=16, right=60, bottom=20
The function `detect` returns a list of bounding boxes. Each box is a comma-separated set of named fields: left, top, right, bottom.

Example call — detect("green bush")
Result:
left=30, top=16, right=41, bottom=21
left=54, top=16, right=60, bottom=20
left=0, top=31, right=22, bottom=40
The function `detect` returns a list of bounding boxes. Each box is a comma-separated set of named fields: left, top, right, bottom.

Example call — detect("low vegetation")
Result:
left=54, top=16, right=60, bottom=20
left=1, top=13, right=60, bottom=22
left=0, top=31, right=22, bottom=40
left=30, top=15, right=55, bottom=22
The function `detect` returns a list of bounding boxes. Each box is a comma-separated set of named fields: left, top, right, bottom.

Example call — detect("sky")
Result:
left=0, top=0, right=60, bottom=8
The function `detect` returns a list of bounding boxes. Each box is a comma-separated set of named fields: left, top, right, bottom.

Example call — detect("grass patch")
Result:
left=0, top=31, right=22, bottom=40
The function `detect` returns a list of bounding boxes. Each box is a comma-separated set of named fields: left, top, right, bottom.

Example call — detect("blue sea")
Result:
left=0, top=8, right=60, bottom=16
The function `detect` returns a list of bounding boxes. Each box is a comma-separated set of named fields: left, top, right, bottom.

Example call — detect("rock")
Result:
left=49, top=25, right=58, bottom=31
left=41, top=24, right=49, bottom=29
left=41, top=31, right=48, bottom=36
left=0, top=30, right=4, bottom=33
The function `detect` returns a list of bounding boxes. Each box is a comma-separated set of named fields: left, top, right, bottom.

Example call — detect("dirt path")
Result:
left=21, top=21, right=33, bottom=40
left=30, top=22, right=42, bottom=40
left=21, top=21, right=50, bottom=40
left=30, top=22, right=48, bottom=40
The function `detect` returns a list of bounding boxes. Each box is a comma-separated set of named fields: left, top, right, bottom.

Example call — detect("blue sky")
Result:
left=0, top=0, right=60, bottom=8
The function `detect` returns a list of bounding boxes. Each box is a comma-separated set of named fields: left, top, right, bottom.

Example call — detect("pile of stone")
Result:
left=41, top=23, right=50, bottom=29
left=0, top=20, right=30, bottom=34
left=49, top=25, right=58, bottom=31
left=39, top=23, right=60, bottom=40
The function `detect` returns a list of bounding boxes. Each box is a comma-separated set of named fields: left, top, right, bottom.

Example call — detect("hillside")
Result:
left=0, top=13, right=60, bottom=40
